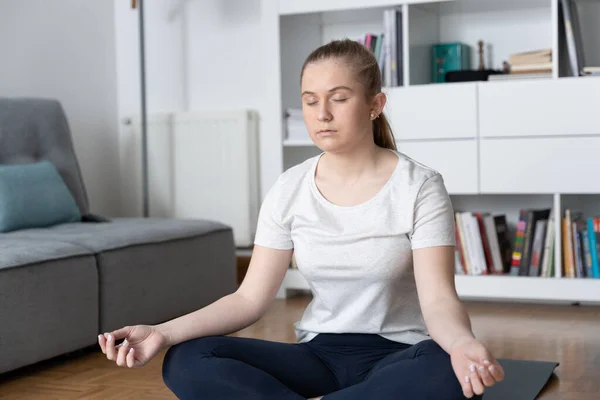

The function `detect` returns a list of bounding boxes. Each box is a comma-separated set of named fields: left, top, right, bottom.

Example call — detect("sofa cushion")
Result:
left=0, top=161, right=81, bottom=233
left=0, top=239, right=98, bottom=375
left=95, top=230, right=236, bottom=333
left=0, top=237, right=91, bottom=271
left=7, top=218, right=232, bottom=253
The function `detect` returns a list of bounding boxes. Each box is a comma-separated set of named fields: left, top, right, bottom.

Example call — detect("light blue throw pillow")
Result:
left=0, top=161, right=81, bottom=233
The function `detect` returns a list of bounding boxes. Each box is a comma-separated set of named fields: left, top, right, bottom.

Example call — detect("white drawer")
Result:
left=478, top=77, right=600, bottom=138
left=397, top=139, right=478, bottom=194
left=385, top=82, right=477, bottom=140
left=480, top=136, right=600, bottom=193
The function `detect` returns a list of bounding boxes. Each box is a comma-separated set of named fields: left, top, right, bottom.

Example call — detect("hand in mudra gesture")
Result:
left=98, top=325, right=168, bottom=368
left=450, top=337, right=505, bottom=398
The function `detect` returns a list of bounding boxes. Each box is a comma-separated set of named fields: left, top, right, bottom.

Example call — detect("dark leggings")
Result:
left=162, top=333, right=477, bottom=400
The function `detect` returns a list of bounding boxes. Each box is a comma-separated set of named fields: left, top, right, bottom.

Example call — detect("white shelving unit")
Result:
left=260, top=0, right=600, bottom=304
left=279, top=268, right=600, bottom=304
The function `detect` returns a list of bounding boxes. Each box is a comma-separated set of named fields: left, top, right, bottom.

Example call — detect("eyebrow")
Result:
left=301, top=86, right=353, bottom=96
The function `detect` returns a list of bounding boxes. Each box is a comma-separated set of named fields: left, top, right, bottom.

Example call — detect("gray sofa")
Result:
left=0, top=98, right=237, bottom=375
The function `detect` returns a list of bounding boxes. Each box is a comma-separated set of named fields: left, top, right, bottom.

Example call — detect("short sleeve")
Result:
left=253, top=178, right=294, bottom=250
left=410, top=173, right=456, bottom=250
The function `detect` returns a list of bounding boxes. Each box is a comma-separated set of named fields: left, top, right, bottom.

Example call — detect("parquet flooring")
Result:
left=1, top=296, right=599, bottom=399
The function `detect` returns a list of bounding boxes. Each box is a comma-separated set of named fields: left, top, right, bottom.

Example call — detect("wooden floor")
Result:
left=1, top=295, right=599, bottom=399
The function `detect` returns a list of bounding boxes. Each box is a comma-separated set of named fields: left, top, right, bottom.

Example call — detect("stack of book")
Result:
left=508, top=48, right=552, bottom=75
left=583, top=66, right=600, bottom=76
left=284, top=108, right=310, bottom=142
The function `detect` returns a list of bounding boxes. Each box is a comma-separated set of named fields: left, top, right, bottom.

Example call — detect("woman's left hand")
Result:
left=450, top=337, right=505, bottom=398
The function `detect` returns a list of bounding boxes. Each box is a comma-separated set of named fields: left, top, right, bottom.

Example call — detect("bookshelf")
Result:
left=261, top=0, right=600, bottom=303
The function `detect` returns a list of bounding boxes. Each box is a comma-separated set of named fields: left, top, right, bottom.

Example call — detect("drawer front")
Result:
left=385, top=82, right=477, bottom=140
left=480, top=136, right=600, bottom=193
left=397, top=139, right=478, bottom=194
left=478, top=77, right=600, bottom=138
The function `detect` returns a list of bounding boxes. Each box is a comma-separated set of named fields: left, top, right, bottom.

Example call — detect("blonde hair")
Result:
left=300, top=38, right=397, bottom=150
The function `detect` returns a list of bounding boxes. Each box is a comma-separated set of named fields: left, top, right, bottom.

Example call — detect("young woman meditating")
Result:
left=98, top=38, right=504, bottom=400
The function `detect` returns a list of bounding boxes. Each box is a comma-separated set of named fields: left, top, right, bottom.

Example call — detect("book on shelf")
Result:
left=558, top=0, right=598, bottom=78
left=454, top=211, right=510, bottom=276
left=354, top=7, right=403, bottom=87
left=488, top=72, right=552, bottom=81
left=562, top=209, right=600, bottom=279
left=456, top=205, right=600, bottom=279
left=559, top=0, right=585, bottom=77
left=509, top=49, right=552, bottom=66
left=507, top=48, right=552, bottom=76
left=383, top=8, right=402, bottom=87
left=583, top=66, right=600, bottom=77
left=510, top=208, right=553, bottom=277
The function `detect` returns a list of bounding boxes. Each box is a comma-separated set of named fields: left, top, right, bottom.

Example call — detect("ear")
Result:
left=371, top=92, right=387, bottom=116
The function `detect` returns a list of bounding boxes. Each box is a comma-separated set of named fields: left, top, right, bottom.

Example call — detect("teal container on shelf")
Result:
left=432, top=43, right=471, bottom=83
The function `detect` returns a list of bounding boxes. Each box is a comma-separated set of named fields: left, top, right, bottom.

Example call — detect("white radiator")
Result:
left=123, top=110, right=260, bottom=247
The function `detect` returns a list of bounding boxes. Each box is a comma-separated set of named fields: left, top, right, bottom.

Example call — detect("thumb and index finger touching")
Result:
left=457, top=347, right=503, bottom=398
left=107, top=326, right=133, bottom=341
left=98, top=326, right=133, bottom=350
left=464, top=346, right=505, bottom=382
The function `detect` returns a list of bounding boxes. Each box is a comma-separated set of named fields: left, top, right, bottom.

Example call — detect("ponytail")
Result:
left=373, top=113, right=396, bottom=150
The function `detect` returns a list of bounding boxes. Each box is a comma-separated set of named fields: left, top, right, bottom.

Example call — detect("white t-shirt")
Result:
left=253, top=149, right=456, bottom=345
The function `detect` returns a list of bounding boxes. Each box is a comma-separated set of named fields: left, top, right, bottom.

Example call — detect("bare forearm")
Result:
left=422, top=298, right=475, bottom=354
left=155, top=293, right=263, bottom=347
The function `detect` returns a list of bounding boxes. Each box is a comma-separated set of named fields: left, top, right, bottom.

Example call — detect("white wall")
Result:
left=185, top=0, right=264, bottom=111
left=114, top=0, right=268, bottom=216
left=113, top=0, right=188, bottom=118
left=115, top=0, right=266, bottom=114
left=186, top=0, right=270, bottom=199
left=113, top=0, right=188, bottom=217
left=0, top=0, right=122, bottom=217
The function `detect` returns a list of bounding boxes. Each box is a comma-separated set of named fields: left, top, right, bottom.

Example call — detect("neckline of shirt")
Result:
left=309, top=148, right=401, bottom=212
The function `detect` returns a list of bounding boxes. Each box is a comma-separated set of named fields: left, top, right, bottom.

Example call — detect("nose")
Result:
left=317, top=103, right=332, bottom=122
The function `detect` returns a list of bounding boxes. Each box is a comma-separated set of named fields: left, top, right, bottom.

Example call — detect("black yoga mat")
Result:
left=482, top=358, right=559, bottom=400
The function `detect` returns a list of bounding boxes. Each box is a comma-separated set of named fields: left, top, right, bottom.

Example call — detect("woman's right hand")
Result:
left=98, top=325, right=169, bottom=368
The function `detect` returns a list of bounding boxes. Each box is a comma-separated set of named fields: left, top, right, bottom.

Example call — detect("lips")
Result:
left=317, top=129, right=336, bottom=134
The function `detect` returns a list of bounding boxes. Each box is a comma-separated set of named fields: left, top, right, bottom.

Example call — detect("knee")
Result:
left=162, top=336, right=224, bottom=389
left=427, top=378, right=470, bottom=400
left=413, top=339, right=447, bottom=357
left=414, top=341, right=467, bottom=400
left=162, top=341, right=187, bottom=389
left=162, top=342, right=183, bottom=388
